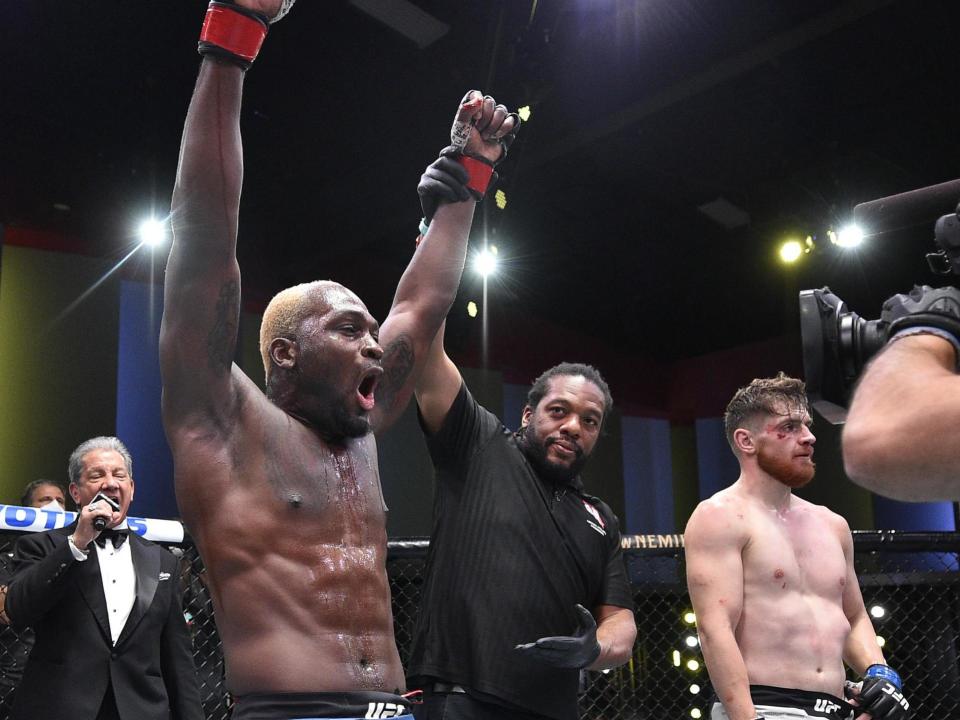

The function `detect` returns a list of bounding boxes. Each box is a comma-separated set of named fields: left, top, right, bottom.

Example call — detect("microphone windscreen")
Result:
left=853, top=178, right=960, bottom=236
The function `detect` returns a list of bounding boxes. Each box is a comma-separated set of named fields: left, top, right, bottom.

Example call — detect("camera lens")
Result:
left=799, top=288, right=888, bottom=424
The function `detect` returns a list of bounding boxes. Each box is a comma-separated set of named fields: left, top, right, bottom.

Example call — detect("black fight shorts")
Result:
left=710, top=685, right=857, bottom=720
left=232, top=690, right=414, bottom=720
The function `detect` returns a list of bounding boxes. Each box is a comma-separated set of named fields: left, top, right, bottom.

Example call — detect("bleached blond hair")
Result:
left=259, top=280, right=342, bottom=377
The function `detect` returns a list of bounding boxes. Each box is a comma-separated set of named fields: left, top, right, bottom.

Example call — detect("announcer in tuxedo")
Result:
left=4, top=436, right=202, bottom=720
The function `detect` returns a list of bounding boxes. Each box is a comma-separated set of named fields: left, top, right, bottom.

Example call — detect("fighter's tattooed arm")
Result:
left=161, top=59, right=246, bottom=431
left=207, top=280, right=241, bottom=374
left=371, top=334, right=415, bottom=430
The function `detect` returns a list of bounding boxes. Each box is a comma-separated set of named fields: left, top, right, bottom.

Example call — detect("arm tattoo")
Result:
left=207, top=279, right=239, bottom=373
left=378, top=333, right=415, bottom=413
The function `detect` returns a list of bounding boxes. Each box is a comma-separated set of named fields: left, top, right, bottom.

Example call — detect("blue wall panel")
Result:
left=695, top=417, right=740, bottom=499
left=621, top=416, right=674, bottom=534
left=503, top=383, right=527, bottom=433
left=116, top=280, right=177, bottom=519
left=873, top=496, right=956, bottom=532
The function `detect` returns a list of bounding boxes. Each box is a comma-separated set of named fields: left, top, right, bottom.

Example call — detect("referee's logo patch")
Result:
left=582, top=501, right=607, bottom=536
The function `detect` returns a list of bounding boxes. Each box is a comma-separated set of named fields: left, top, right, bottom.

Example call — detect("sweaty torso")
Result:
left=170, top=380, right=404, bottom=695
left=735, top=493, right=850, bottom=697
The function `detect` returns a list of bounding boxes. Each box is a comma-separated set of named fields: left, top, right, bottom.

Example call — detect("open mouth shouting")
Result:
left=356, top=366, right=383, bottom=412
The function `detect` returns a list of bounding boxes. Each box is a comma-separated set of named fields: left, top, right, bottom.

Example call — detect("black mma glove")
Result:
left=514, top=604, right=601, bottom=670
left=880, top=285, right=960, bottom=361
left=859, top=664, right=910, bottom=720
left=418, top=146, right=473, bottom=225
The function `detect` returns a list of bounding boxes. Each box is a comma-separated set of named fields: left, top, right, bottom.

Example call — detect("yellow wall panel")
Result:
left=0, top=246, right=119, bottom=504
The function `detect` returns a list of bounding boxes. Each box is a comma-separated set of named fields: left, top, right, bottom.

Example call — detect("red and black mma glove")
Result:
left=858, top=664, right=910, bottom=720
left=513, top=604, right=601, bottom=670
left=880, top=285, right=960, bottom=365
left=198, top=0, right=295, bottom=70
left=417, top=120, right=520, bottom=235
left=455, top=115, right=520, bottom=202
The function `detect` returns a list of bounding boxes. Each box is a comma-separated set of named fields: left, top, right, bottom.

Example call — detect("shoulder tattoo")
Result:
left=378, top=333, right=415, bottom=412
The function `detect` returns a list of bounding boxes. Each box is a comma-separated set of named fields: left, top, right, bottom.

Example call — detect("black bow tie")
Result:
left=94, top=528, right=128, bottom=549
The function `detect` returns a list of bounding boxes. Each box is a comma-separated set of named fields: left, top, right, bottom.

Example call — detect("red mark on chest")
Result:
left=774, top=568, right=784, bottom=579
left=839, top=578, right=846, bottom=586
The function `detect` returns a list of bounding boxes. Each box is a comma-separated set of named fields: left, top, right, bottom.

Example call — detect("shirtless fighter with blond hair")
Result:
left=161, top=2, right=518, bottom=718
left=685, top=374, right=911, bottom=720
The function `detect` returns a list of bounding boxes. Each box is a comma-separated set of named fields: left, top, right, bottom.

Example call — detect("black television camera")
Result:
left=799, top=178, right=960, bottom=424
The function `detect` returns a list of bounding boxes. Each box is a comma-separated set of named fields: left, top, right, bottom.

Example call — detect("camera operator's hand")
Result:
left=881, top=285, right=960, bottom=361
left=844, top=285, right=960, bottom=502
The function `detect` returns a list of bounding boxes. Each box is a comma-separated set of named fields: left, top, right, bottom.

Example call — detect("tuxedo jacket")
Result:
left=4, top=524, right=203, bottom=720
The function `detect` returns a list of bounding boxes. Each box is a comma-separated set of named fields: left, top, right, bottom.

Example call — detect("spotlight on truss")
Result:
left=473, top=245, right=498, bottom=278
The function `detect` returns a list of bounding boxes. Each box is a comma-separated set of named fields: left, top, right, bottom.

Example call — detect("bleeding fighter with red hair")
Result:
left=685, top=374, right=910, bottom=720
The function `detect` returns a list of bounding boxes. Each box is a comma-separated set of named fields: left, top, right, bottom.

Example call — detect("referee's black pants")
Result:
left=414, top=687, right=554, bottom=720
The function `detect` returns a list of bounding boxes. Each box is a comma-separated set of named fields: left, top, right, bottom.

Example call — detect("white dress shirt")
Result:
left=68, top=521, right=136, bottom=645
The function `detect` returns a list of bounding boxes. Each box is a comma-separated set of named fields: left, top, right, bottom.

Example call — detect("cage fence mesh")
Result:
left=0, top=531, right=955, bottom=719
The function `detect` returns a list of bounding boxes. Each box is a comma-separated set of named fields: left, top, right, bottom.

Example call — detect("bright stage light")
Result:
left=690, top=684, right=701, bottom=695
left=779, top=239, right=803, bottom=264
left=467, top=301, right=478, bottom=318
left=139, top=218, right=168, bottom=248
left=518, top=105, right=532, bottom=122
left=870, top=605, right=886, bottom=619
left=876, top=635, right=886, bottom=648
left=834, top=224, right=864, bottom=248
left=685, top=635, right=699, bottom=648
left=672, top=650, right=681, bottom=667
left=473, top=246, right=498, bottom=277
left=686, top=659, right=700, bottom=671
left=690, top=708, right=702, bottom=718
left=495, top=189, right=507, bottom=210
left=682, top=611, right=696, bottom=625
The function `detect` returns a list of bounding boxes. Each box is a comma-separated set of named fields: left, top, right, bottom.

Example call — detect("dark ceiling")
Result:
left=4, top=0, right=960, bottom=365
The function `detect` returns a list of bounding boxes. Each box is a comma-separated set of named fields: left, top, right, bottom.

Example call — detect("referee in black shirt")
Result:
left=410, top=322, right=637, bottom=720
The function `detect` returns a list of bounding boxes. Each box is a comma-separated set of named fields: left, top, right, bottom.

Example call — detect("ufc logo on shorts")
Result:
left=365, top=701, right=405, bottom=718
left=814, top=698, right=841, bottom=714
left=882, top=684, right=910, bottom=711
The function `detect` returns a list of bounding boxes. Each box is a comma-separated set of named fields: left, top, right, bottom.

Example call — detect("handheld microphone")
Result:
left=90, top=492, right=120, bottom=532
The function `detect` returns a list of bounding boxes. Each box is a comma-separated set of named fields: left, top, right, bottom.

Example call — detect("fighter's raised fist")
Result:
left=451, top=90, right=520, bottom=166
left=234, top=0, right=295, bottom=23
left=198, top=0, right=295, bottom=69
